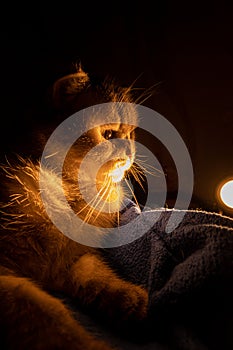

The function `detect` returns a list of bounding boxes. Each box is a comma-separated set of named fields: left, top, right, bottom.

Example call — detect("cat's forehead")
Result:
left=85, top=103, right=138, bottom=130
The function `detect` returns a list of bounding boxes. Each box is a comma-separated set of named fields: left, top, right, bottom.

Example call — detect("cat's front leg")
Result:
left=0, top=273, right=113, bottom=350
left=68, top=253, right=148, bottom=324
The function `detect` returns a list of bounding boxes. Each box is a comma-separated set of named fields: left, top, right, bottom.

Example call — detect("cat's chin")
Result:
left=69, top=188, right=124, bottom=227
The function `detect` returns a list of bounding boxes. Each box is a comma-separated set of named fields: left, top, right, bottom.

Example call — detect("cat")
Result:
left=0, top=66, right=148, bottom=349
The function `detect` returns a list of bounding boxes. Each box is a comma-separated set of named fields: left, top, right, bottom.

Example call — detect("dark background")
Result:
left=1, top=1, right=233, bottom=214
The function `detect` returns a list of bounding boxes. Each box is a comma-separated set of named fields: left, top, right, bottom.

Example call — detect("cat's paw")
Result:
left=102, top=283, right=148, bottom=323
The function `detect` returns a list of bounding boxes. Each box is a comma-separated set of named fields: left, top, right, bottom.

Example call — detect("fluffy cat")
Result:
left=0, top=67, right=148, bottom=349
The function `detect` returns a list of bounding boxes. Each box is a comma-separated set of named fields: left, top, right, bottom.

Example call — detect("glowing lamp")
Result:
left=218, top=179, right=233, bottom=209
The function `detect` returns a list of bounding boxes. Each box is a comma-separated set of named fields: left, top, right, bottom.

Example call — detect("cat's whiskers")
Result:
left=118, top=73, right=144, bottom=103
left=75, top=175, right=111, bottom=219
left=134, top=156, right=163, bottom=177
left=124, top=155, right=163, bottom=200
left=83, top=176, right=112, bottom=224
left=123, top=178, right=140, bottom=209
left=129, top=166, right=145, bottom=191
left=76, top=150, right=161, bottom=227
left=131, top=165, right=146, bottom=181
left=92, top=182, right=121, bottom=225
left=134, top=81, right=163, bottom=105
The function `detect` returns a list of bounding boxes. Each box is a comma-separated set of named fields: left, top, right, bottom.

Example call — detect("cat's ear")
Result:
left=51, top=64, right=90, bottom=110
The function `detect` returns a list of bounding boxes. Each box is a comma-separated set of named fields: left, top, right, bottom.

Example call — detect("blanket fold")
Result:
left=104, top=205, right=233, bottom=349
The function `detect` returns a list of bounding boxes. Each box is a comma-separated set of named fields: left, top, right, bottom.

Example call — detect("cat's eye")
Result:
left=104, top=130, right=113, bottom=140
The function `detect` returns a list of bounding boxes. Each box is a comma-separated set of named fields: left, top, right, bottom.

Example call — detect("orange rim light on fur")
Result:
left=109, top=158, right=131, bottom=183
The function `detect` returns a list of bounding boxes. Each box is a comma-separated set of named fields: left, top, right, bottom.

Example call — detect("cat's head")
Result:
left=48, top=66, right=139, bottom=226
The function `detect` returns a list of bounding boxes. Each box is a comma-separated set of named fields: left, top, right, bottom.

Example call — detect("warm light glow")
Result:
left=109, top=158, right=131, bottom=183
left=219, top=180, right=233, bottom=209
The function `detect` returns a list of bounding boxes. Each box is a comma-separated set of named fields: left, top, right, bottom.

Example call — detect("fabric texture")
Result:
left=100, top=202, right=233, bottom=349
